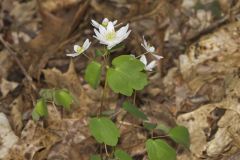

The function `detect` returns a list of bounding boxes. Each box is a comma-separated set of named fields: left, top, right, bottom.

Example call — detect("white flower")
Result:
left=140, top=55, right=157, bottom=71
left=91, top=18, right=118, bottom=29
left=93, top=21, right=131, bottom=49
left=141, top=36, right=163, bottom=60
left=66, top=39, right=91, bottom=57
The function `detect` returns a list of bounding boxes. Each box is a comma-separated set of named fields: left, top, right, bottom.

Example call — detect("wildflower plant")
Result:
left=32, top=18, right=190, bottom=160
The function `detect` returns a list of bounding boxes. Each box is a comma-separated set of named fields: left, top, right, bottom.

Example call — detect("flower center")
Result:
left=102, top=22, right=108, bottom=27
left=105, top=32, right=116, bottom=41
left=76, top=47, right=84, bottom=54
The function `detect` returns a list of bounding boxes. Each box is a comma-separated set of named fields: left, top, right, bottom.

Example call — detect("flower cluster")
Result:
left=67, top=18, right=163, bottom=71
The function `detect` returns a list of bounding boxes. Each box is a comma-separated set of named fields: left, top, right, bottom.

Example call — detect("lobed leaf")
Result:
left=107, top=55, right=148, bottom=96
left=53, top=89, right=73, bottom=110
left=122, top=101, right=148, bottom=120
left=84, top=61, right=102, bottom=89
left=89, top=117, right=120, bottom=146
left=168, top=126, right=190, bottom=148
left=146, top=139, right=176, bottom=160
left=114, top=149, right=132, bottom=160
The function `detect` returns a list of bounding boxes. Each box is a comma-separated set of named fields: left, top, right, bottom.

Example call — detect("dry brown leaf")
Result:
left=0, top=112, right=19, bottom=159
left=24, top=0, right=90, bottom=79
left=0, top=78, right=18, bottom=98
left=179, top=21, right=240, bottom=79
left=41, top=0, right=80, bottom=12
left=0, top=50, right=13, bottom=78
left=5, top=120, right=61, bottom=160
left=42, top=61, right=94, bottom=119
left=10, top=96, right=24, bottom=136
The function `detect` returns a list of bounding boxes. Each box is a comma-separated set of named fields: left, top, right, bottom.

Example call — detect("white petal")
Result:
left=113, top=20, right=118, bottom=25
left=142, top=36, right=148, bottom=48
left=116, top=24, right=129, bottom=37
left=73, top=45, right=81, bottom=52
left=122, top=30, right=131, bottom=40
left=94, top=29, right=104, bottom=40
left=83, top=39, right=91, bottom=50
left=91, top=19, right=100, bottom=28
left=66, top=52, right=79, bottom=57
left=140, top=55, right=147, bottom=66
left=107, top=22, right=115, bottom=32
left=149, top=46, right=155, bottom=53
left=141, top=43, right=148, bottom=51
left=99, top=25, right=107, bottom=35
left=102, top=18, right=109, bottom=24
left=146, top=60, right=157, bottom=71
left=107, top=42, right=118, bottom=49
left=152, top=54, right=163, bottom=60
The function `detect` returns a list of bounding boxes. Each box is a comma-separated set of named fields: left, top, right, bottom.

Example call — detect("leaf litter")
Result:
left=0, top=0, right=240, bottom=159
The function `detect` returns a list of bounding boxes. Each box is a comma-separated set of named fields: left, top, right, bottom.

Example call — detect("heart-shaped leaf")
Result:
left=90, top=155, right=101, bottom=160
left=122, top=101, right=148, bottom=120
left=53, top=89, right=73, bottom=110
left=146, top=139, right=176, bottom=160
left=32, top=98, right=48, bottom=120
left=107, top=55, right=148, bottom=96
left=84, top=61, right=102, bottom=89
left=89, top=117, right=120, bottom=146
left=114, top=149, right=132, bottom=160
left=168, top=126, right=190, bottom=148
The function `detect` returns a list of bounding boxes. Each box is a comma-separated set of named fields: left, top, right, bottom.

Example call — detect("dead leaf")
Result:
left=10, top=96, right=24, bottom=136
left=5, top=120, right=61, bottom=160
left=0, top=112, right=19, bottom=159
left=0, top=78, right=18, bottom=98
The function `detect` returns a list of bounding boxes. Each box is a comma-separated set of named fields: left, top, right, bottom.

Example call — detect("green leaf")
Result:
left=90, top=155, right=101, bottom=160
left=53, top=89, right=73, bottom=110
left=168, top=126, right=190, bottom=148
left=39, top=88, right=54, bottom=101
left=32, top=110, right=40, bottom=121
left=143, top=122, right=157, bottom=131
left=156, top=123, right=171, bottom=134
left=89, top=117, right=120, bottom=146
left=146, top=139, right=176, bottom=160
left=34, top=98, right=48, bottom=117
left=84, top=61, right=102, bottom=89
left=114, top=149, right=132, bottom=160
left=122, top=101, right=148, bottom=120
left=107, top=55, right=148, bottom=96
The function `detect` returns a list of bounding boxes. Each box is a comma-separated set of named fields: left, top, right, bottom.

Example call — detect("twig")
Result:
left=0, top=36, right=37, bottom=91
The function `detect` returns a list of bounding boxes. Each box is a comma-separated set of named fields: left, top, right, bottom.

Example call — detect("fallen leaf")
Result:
left=0, top=112, right=19, bottom=159
left=0, top=78, right=18, bottom=98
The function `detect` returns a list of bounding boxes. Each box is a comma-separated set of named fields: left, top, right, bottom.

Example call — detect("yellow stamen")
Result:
left=105, top=32, right=116, bottom=41
left=76, top=47, right=84, bottom=54
left=102, top=22, right=108, bottom=27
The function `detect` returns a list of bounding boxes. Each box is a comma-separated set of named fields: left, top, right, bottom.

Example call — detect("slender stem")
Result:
left=98, top=48, right=109, bottom=116
left=152, top=135, right=168, bottom=139
left=100, top=145, right=103, bottom=159
left=104, top=144, right=109, bottom=157
left=99, top=76, right=108, bottom=115
left=133, top=91, right=137, bottom=105
left=82, top=53, right=92, bottom=60
left=136, top=51, right=149, bottom=58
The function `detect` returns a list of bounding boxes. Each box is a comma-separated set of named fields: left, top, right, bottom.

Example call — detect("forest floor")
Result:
left=0, top=0, right=240, bottom=159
